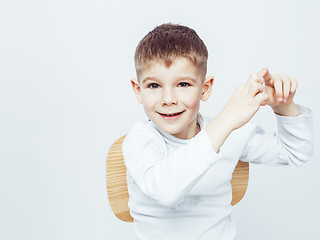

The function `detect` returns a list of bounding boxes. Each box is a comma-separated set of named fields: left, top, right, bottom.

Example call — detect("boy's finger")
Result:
left=290, top=77, right=298, bottom=93
left=250, top=82, right=264, bottom=96
left=256, top=76, right=264, bottom=84
left=255, top=92, right=269, bottom=106
left=282, top=75, right=291, bottom=102
left=257, top=68, right=266, bottom=80
left=259, top=68, right=272, bottom=82
left=248, top=73, right=263, bottom=83
left=273, top=74, right=283, bottom=101
left=257, top=68, right=266, bottom=76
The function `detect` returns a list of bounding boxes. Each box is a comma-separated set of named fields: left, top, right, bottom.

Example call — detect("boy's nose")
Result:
left=162, top=90, right=177, bottom=106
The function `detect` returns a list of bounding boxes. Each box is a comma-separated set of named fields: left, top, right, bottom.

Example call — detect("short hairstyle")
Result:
left=134, top=23, right=208, bottom=79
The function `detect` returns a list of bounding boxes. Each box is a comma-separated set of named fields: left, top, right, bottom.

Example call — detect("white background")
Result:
left=0, top=0, right=319, bottom=239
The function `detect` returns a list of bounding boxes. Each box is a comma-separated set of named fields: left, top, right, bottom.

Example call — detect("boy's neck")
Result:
left=171, top=118, right=201, bottom=140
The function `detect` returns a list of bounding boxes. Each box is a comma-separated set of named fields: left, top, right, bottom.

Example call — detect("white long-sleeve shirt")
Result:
left=122, top=105, right=314, bottom=240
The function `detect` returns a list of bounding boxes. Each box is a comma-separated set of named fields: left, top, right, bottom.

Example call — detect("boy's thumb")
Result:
left=257, top=68, right=267, bottom=77
left=257, top=68, right=272, bottom=82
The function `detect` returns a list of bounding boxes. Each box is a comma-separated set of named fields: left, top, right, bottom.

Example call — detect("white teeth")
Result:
left=162, top=112, right=181, bottom=116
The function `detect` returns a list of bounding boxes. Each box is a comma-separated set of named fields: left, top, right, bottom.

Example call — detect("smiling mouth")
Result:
left=158, top=110, right=185, bottom=117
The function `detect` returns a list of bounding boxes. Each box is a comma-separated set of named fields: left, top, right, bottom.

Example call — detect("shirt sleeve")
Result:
left=122, top=127, right=219, bottom=208
left=240, top=104, right=314, bottom=166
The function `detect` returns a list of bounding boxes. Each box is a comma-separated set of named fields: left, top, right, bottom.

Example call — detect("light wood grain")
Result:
left=230, top=160, right=249, bottom=206
left=106, top=135, right=134, bottom=222
left=106, top=135, right=249, bottom=222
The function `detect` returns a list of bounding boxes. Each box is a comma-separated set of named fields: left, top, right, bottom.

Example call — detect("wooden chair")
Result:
left=107, top=135, right=249, bottom=222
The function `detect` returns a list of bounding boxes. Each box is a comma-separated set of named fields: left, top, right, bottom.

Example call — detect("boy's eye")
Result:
left=148, top=83, right=160, bottom=89
left=178, top=82, right=190, bottom=87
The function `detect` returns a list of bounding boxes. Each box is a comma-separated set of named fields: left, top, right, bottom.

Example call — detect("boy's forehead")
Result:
left=138, top=57, right=203, bottom=82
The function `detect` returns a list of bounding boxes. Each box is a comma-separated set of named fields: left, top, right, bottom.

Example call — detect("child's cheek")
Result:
left=141, top=92, right=159, bottom=111
left=180, top=90, right=202, bottom=109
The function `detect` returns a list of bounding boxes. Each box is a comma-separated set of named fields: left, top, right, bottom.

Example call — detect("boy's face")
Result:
left=131, top=57, right=213, bottom=139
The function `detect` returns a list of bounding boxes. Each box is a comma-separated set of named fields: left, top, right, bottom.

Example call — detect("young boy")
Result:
left=122, top=23, right=314, bottom=240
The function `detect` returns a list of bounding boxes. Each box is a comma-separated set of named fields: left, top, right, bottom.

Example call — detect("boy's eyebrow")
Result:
left=176, top=76, right=196, bottom=82
left=141, top=77, right=158, bottom=84
left=141, top=76, right=196, bottom=84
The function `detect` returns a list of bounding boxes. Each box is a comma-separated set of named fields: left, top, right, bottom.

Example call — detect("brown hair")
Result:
left=134, top=23, right=208, bottom=79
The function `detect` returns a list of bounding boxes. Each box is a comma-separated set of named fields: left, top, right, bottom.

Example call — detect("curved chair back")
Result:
left=106, top=135, right=249, bottom=222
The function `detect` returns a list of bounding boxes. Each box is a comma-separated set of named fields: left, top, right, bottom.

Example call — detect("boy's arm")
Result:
left=259, top=69, right=313, bottom=164
left=240, top=104, right=314, bottom=165
left=123, top=125, right=219, bottom=208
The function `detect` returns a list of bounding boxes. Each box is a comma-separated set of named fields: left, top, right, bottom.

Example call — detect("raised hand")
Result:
left=218, top=71, right=269, bottom=130
left=258, top=68, right=300, bottom=116
left=258, top=68, right=298, bottom=107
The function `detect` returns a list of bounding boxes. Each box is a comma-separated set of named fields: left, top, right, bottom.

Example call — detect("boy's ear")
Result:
left=131, top=78, right=143, bottom=103
left=201, top=76, right=214, bottom=101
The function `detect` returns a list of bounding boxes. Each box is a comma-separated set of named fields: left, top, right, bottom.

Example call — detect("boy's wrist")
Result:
left=271, top=102, right=300, bottom=117
left=216, top=110, right=237, bottom=132
left=205, top=113, right=234, bottom=153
